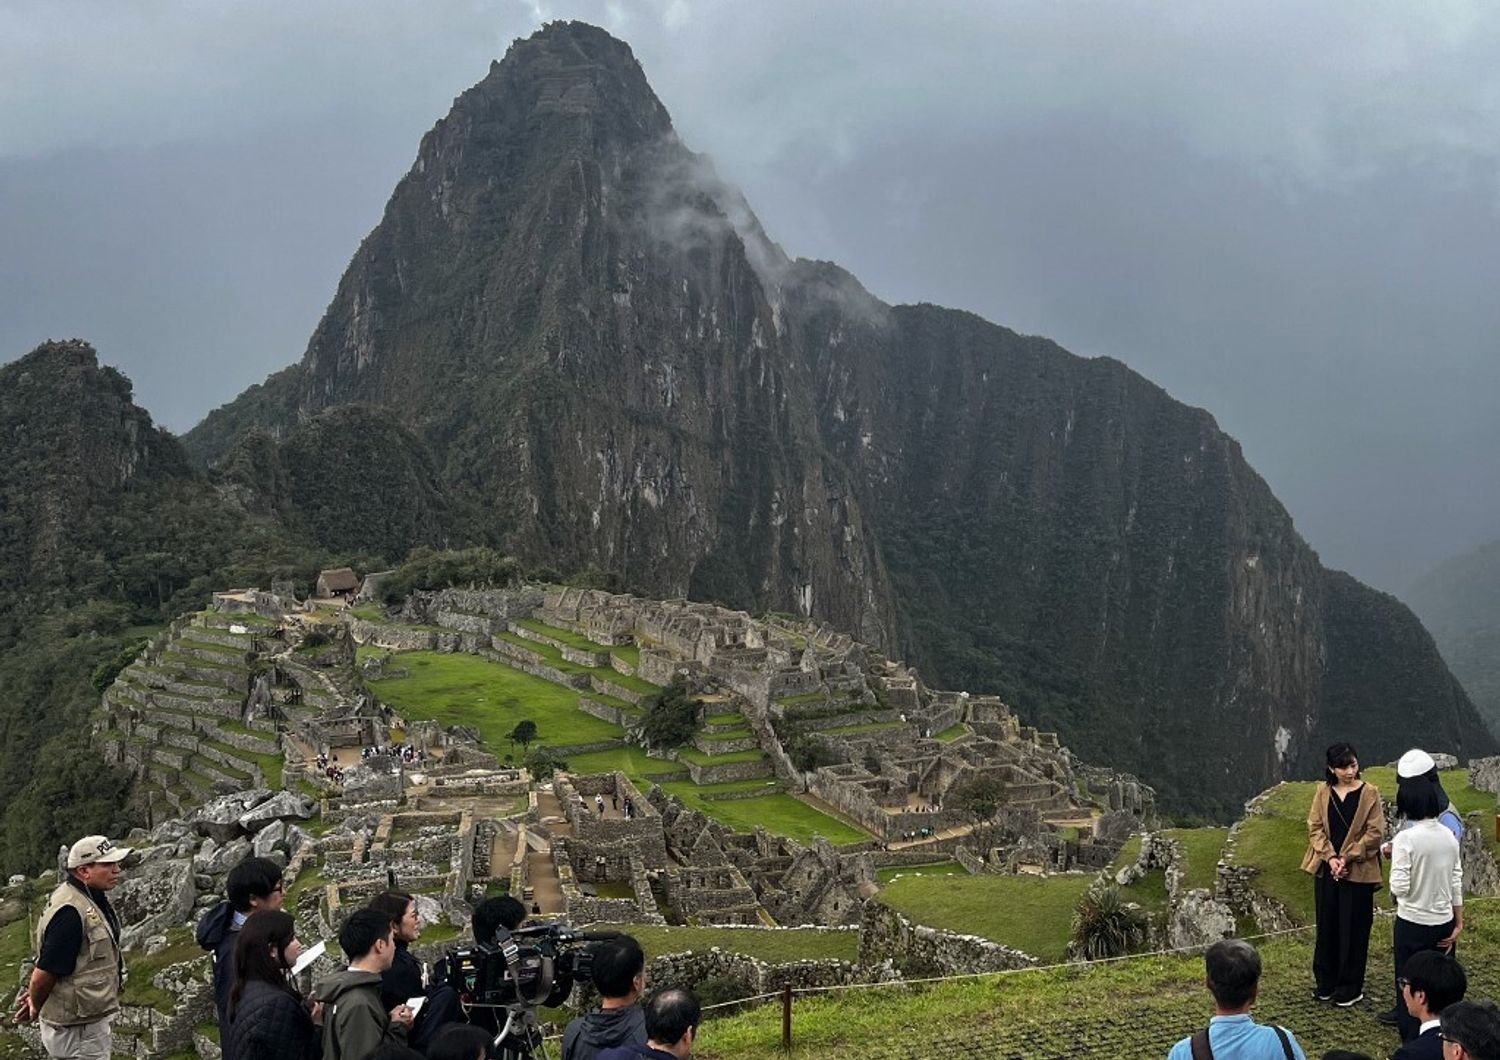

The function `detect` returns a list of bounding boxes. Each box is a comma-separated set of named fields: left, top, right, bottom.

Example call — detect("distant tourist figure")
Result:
left=1302, top=742, right=1384, bottom=1006
left=596, top=793, right=606, bottom=815
left=612, top=792, right=619, bottom=811
left=1389, top=772, right=1463, bottom=1041
left=1391, top=950, right=1466, bottom=1060
left=14, top=836, right=131, bottom=1060
left=1166, top=939, right=1307, bottom=1060
left=1437, top=1000, right=1500, bottom=1060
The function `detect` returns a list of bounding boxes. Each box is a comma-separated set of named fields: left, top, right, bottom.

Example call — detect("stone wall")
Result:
left=858, top=902, right=1037, bottom=975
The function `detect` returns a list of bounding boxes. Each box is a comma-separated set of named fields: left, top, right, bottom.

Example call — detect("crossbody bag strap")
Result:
left=1273, top=1025, right=1294, bottom=1060
left=1190, top=1028, right=1214, bottom=1060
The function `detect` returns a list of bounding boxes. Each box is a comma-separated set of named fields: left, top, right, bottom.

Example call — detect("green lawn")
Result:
left=1164, top=826, right=1229, bottom=892
left=878, top=872, right=1094, bottom=961
left=495, top=632, right=661, bottom=695
left=933, top=723, right=969, bottom=742
left=587, top=924, right=857, bottom=964
left=823, top=722, right=906, bottom=736
left=364, top=651, right=624, bottom=751
left=564, top=745, right=686, bottom=780
left=704, top=713, right=746, bottom=726
left=673, top=792, right=867, bottom=845
left=876, top=861, right=965, bottom=884
left=119, top=928, right=204, bottom=1012
left=692, top=907, right=1500, bottom=1059
left=1231, top=766, right=1497, bottom=927
left=677, top=747, right=767, bottom=766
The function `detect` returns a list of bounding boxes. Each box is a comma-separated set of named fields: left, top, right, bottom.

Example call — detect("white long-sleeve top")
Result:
left=1389, top=818, right=1463, bottom=926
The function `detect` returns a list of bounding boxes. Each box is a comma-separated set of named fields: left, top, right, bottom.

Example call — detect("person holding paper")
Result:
left=315, top=909, right=415, bottom=1060
left=366, top=891, right=462, bottom=1049
left=222, top=910, right=320, bottom=1060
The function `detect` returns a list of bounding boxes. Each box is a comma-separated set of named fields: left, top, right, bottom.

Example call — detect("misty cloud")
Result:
left=2, top=0, right=1497, bottom=593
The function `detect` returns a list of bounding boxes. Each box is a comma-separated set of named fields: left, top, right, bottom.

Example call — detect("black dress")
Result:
left=1313, top=783, right=1376, bottom=1002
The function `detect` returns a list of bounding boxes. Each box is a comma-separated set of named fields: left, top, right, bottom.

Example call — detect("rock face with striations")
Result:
left=183, top=21, right=1495, bottom=816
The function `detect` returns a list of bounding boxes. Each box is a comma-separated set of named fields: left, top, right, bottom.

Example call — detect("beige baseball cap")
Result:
left=67, top=836, right=131, bottom=869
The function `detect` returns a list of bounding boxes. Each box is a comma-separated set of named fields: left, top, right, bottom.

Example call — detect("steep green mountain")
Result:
left=181, top=22, right=1495, bottom=817
left=1408, top=539, right=1500, bottom=736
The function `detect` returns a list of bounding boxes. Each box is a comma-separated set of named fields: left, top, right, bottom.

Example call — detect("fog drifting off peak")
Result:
left=1, top=0, right=1497, bottom=593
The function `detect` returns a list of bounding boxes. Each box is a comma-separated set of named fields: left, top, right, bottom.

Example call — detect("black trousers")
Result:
left=1393, top=915, right=1457, bottom=1041
left=1312, top=871, right=1376, bottom=1000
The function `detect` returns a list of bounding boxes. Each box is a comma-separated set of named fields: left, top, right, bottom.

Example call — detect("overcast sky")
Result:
left=3, top=0, right=1498, bottom=595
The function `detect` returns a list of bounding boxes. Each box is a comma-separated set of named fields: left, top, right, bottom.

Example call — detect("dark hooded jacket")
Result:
left=195, top=901, right=238, bottom=1028
left=314, top=968, right=405, bottom=1060
left=223, top=977, right=320, bottom=1060
left=563, top=1004, right=647, bottom=1060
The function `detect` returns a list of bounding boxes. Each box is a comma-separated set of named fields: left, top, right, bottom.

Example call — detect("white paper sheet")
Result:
left=289, top=940, right=326, bottom=978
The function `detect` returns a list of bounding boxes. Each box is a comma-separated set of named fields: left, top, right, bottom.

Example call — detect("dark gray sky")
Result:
left=3, top=0, right=1498, bottom=595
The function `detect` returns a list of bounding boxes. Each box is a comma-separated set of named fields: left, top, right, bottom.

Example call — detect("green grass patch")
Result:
left=876, top=861, right=965, bottom=884
left=933, top=723, right=969, bottom=742
left=120, top=928, right=204, bottom=1012
left=610, top=645, right=641, bottom=669
left=593, top=880, right=636, bottom=900
left=349, top=603, right=389, bottom=622
left=364, top=651, right=624, bottom=751
left=159, top=651, right=242, bottom=673
left=671, top=793, right=866, bottom=845
left=704, top=713, right=746, bottom=726
left=878, top=873, right=1094, bottom=961
left=697, top=728, right=755, bottom=741
left=823, top=722, right=905, bottom=736
left=586, top=924, right=857, bottom=964
left=1164, top=827, right=1228, bottom=892
left=495, top=632, right=661, bottom=695
left=512, top=618, right=607, bottom=652
left=564, top=745, right=685, bottom=780
left=677, top=747, right=767, bottom=766
left=774, top=690, right=827, bottom=706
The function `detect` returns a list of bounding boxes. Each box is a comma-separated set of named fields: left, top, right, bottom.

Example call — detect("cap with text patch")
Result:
left=67, top=835, right=131, bottom=869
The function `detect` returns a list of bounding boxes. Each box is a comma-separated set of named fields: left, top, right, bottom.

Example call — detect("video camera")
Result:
left=442, top=922, right=620, bottom=1011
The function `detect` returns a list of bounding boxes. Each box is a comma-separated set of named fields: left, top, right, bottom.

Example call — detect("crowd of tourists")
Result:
left=12, top=839, right=699, bottom=1060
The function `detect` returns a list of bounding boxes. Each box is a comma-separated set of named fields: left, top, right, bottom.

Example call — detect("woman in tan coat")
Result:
left=1302, top=741, right=1386, bottom=1006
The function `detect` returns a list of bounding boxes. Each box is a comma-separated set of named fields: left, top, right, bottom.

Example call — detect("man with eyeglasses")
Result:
left=1394, top=951, right=1467, bottom=1060
left=1439, top=1000, right=1500, bottom=1060
left=196, top=856, right=286, bottom=1027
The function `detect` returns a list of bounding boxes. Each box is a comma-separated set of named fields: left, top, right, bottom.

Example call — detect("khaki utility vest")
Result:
left=34, top=880, right=122, bottom=1025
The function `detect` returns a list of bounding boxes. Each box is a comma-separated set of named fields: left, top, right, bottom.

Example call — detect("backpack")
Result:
left=1190, top=1024, right=1295, bottom=1060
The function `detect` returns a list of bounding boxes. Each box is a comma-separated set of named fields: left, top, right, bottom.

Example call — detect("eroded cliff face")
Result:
left=184, top=21, right=1494, bottom=813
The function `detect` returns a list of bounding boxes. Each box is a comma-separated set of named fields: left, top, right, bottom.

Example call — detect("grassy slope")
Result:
left=877, top=873, right=1095, bottom=961
left=695, top=910, right=1500, bottom=1059
left=364, top=650, right=624, bottom=748
left=588, top=924, right=858, bottom=964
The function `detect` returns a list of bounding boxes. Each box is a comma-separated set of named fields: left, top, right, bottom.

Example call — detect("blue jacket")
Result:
left=195, top=901, right=239, bottom=1027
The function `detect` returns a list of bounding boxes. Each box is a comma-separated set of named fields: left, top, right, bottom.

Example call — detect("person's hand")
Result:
left=1440, top=922, right=1463, bottom=951
left=308, top=1000, right=324, bottom=1026
left=13, top=992, right=34, bottom=1024
left=1328, top=856, right=1346, bottom=878
left=389, top=1003, right=414, bottom=1027
left=1381, top=841, right=1393, bottom=858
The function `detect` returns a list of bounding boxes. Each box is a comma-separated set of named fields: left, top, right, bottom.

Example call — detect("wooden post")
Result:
left=782, top=984, right=793, bottom=1053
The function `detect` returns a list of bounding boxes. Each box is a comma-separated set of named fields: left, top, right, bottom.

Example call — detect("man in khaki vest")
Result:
left=12, top=836, right=131, bottom=1059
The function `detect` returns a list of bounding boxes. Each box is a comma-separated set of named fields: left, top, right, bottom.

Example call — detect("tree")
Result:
left=946, top=773, right=1005, bottom=826
left=509, top=719, right=538, bottom=752
left=639, top=677, right=699, bottom=748
left=524, top=746, right=567, bottom=781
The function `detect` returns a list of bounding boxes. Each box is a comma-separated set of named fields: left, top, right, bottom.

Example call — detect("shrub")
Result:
left=640, top=677, right=699, bottom=748
left=1069, top=884, right=1149, bottom=960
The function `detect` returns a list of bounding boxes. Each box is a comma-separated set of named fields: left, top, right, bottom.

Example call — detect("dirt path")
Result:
left=525, top=849, right=564, bottom=914
left=490, top=829, right=518, bottom=879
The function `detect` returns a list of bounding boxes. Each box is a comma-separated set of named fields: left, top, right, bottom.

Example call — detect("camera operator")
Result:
left=599, top=989, right=701, bottom=1060
left=366, top=891, right=462, bottom=1050
left=464, top=895, right=528, bottom=1036
left=562, top=935, right=647, bottom=1060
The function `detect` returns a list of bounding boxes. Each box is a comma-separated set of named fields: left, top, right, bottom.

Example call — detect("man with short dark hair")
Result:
left=13, top=836, right=131, bottom=1059
left=598, top=989, right=701, bottom=1060
left=1440, top=1000, right=1500, bottom=1060
left=1394, top=951, right=1467, bottom=1060
left=562, top=935, right=647, bottom=1060
left=195, top=856, right=284, bottom=1027
left=464, top=895, right=529, bottom=1037
left=1167, top=939, right=1308, bottom=1059
left=315, top=908, right=415, bottom=1060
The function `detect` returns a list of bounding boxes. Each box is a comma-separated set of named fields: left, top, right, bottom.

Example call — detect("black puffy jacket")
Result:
left=224, top=978, right=321, bottom=1060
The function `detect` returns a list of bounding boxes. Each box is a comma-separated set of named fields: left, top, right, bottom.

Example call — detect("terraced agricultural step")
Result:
left=198, top=611, right=279, bottom=630
left=181, top=770, right=218, bottom=798
left=151, top=745, right=196, bottom=771
left=171, top=639, right=251, bottom=665
left=181, top=626, right=259, bottom=650
left=692, top=731, right=759, bottom=755
left=195, top=756, right=254, bottom=786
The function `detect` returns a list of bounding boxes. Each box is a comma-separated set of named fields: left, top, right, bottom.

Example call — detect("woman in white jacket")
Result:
left=1389, top=779, right=1463, bottom=1042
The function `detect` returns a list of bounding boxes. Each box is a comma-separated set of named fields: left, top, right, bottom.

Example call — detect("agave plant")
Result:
left=1070, top=883, right=1149, bottom=960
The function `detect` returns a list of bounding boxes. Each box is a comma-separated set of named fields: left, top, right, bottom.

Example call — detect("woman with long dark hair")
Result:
left=1301, top=742, right=1385, bottom=1006
left=223, top=909, right=321, bottom=1060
